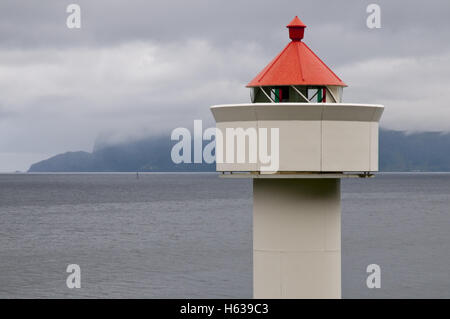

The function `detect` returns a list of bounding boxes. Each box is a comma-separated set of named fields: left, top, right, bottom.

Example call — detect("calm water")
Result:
left=0, top=173, right=449, bottom=298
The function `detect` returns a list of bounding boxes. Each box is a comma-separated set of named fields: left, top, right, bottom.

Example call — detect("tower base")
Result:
left=253, top=178, right=341, bottom=299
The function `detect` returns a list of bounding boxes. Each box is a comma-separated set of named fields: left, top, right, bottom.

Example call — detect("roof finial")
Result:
left=286, top=16, right=307, bottom=41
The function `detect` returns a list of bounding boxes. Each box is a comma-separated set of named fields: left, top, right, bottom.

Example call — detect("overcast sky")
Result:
left=1, top=0, right=450, bottom=171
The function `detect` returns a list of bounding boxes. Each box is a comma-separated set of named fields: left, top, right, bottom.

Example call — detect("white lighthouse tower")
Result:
left=210, top=16, right=384, bottom=299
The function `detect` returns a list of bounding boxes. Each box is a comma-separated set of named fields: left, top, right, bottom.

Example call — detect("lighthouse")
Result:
left=210, top=16, right=384, bottom=298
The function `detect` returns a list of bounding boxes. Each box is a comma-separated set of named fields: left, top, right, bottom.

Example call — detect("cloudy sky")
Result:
left=1, top=0, right=450, bottom=171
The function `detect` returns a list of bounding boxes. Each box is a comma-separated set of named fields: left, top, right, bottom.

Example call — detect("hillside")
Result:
left=28, top=130, right=450, bottom=172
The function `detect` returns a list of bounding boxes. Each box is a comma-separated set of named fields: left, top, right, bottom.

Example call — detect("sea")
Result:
left=0, top=173, right=449, bottom=298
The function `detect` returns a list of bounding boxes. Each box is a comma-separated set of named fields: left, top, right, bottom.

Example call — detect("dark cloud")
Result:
left=2, top=1, right=450, bottom=60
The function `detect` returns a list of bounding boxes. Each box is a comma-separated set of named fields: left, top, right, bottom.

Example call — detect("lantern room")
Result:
left=247, top=16, right=346, bottom=104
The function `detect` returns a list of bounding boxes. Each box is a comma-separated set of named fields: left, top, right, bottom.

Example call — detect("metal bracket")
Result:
left=325, top=87, right=338, bottom=103
left=290, top=85, right=310, bottom=103
left=259, top=86, right=275, bottom=103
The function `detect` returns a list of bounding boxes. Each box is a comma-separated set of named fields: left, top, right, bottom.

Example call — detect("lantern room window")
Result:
left=307, top=87, right=327, bottom=103
left=270, top=86, right=290, bottom=102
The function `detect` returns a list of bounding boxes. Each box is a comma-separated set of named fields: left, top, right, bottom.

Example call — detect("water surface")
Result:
left=0, top=173, right=449, bottom=298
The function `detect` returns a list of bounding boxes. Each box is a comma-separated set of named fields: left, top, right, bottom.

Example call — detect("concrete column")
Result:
left=253, top=178, right=341, bottom=299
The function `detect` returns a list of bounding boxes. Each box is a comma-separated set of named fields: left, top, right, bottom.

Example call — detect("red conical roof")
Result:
left=287, top=16, right=306, bottom=28
left=247, top=17, right=346, bottom=88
